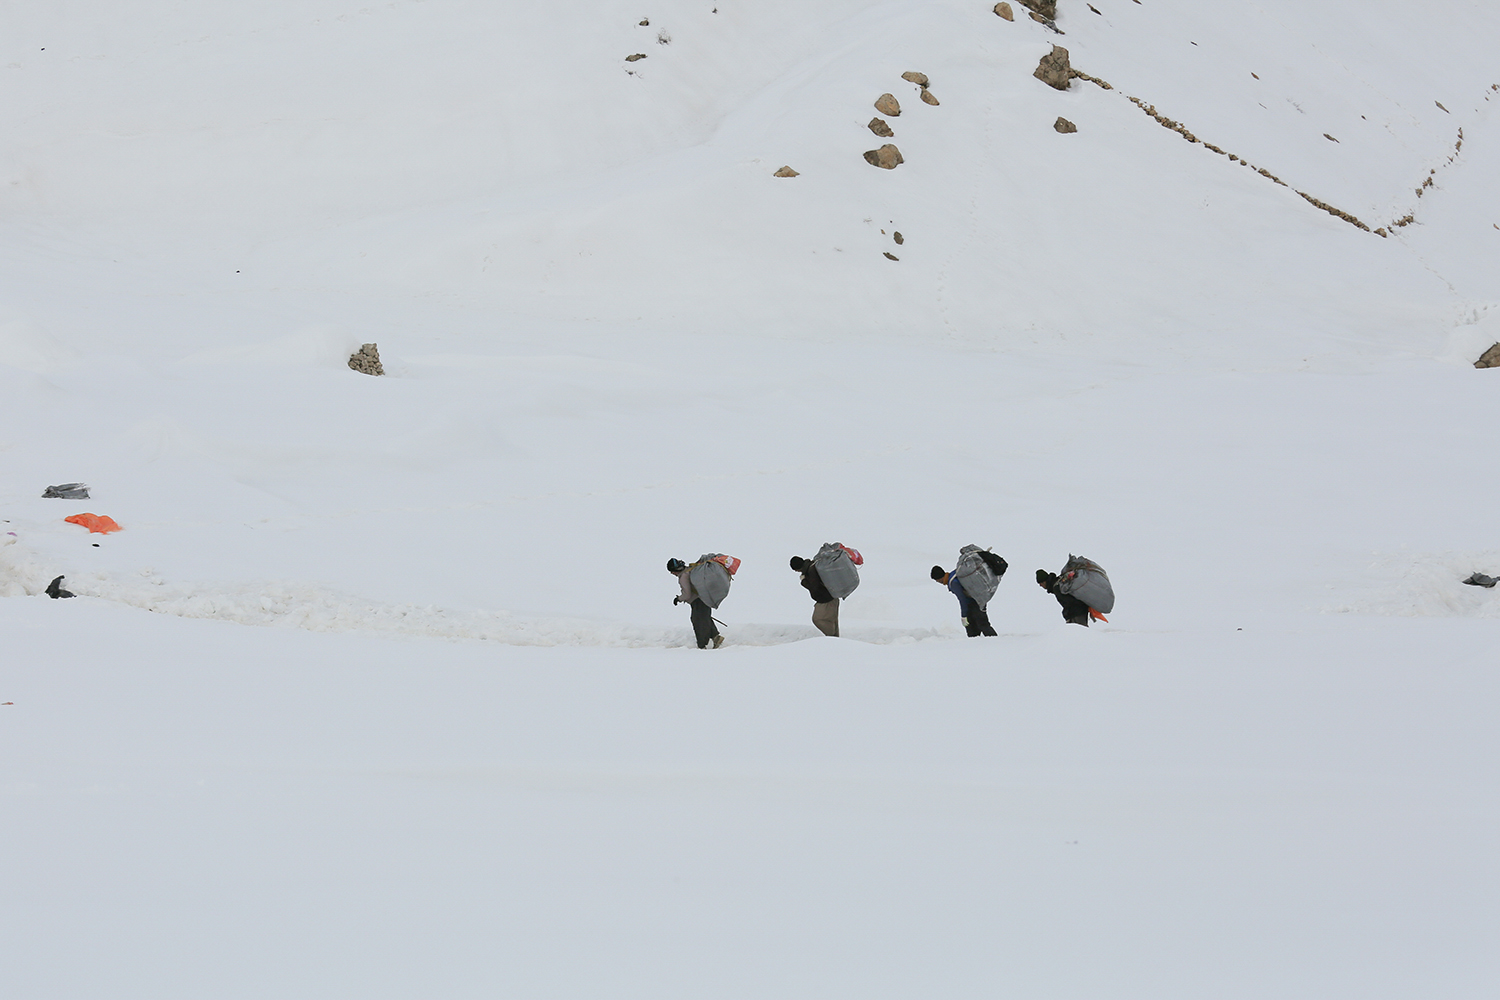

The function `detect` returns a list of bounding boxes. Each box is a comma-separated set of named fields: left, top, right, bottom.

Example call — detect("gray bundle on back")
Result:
left=688, top=554, right=733, bottom=609
left=812, top=542, right=860, bottom=599
left=954, top=544, right=1000, bottom=608
left=1056, top=555, right=1114, bottom=613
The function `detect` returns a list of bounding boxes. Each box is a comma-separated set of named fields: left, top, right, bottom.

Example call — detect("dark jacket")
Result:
left=947, top=573, right=975, bottom=616
left=800, top=564, right=835, bottom=604
left=1040, top=572, right=1091, bottom=626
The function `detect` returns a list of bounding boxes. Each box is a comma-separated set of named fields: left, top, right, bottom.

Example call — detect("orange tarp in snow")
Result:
left=64, top=513, right=122, bottom=534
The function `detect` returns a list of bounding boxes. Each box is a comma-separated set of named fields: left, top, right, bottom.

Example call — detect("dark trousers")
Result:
left=964, top=603, right=998, bottom=637
left=690, top=599, right=719, bottom=648
left=1052, top=590, right=1092, bottom=626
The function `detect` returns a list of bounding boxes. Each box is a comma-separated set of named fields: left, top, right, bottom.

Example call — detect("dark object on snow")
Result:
left=1037, top=569, right=1091, bottom=626
left=46, top=575, right=75, bottom=599
left=348, top=343, right=384, bottom=376
left=1463, top=573, right=1497, bottom=589
left=934, top=555, right=1000, bottom=637
left=1475, top=343, right=1500, bottom=368
left=42, top=483, right=90, bottom=499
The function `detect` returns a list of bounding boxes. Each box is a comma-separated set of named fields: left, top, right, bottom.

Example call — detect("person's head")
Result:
left=789, top=556, right=806, bottom=572
left=666, top=558, right=686, bottom=574
left=1035, top=569, right=1053, bottom=588
left=930, top=565, right=948, bottom=584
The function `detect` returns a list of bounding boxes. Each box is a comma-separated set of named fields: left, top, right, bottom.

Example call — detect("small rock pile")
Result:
left=1475, top=343, right=1500, bottom=369
left=349, top=343, right=385, bottom=376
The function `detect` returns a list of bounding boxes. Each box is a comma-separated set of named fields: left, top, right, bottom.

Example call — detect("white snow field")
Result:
left=2, top=1, right=1498, bottom=996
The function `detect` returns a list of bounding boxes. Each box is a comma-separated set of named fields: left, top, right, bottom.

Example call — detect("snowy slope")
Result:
left=2, top=2, right=1498, bottom=996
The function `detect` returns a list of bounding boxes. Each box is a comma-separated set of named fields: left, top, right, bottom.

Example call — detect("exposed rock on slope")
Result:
left=349, top=343, right=384, bottom=376
left=863, top=144, right=904, bottom=169
left=1034, top=46, right=1071, bottom=90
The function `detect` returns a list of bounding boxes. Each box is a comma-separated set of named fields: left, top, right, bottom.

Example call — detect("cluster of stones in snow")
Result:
left=996, top=0, right=1060, bottom=30
left=348, top=343, right=384, bottom=376
left=863, top=71, right=940, bottom=176
left=1051, top=41, right=1387, bottom=236
left=623, top=17, right=672, bottom=67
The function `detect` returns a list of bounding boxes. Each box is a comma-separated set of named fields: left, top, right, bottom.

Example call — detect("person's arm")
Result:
left=948, top=575, right=972, bottom=613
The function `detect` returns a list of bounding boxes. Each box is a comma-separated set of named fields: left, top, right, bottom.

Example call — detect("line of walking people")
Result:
left=666, top=545, right=1114, bottom=648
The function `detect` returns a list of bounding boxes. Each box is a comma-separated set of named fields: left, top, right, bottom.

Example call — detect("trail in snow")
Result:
left=1, top=534, right=949, bottom=646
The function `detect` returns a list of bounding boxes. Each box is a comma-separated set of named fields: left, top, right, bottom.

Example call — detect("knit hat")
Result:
left=667, top=558, right=686, bottom=574
left=789, top=556, right=806, bottom=571
left=930, top=565, right=946, bottom=581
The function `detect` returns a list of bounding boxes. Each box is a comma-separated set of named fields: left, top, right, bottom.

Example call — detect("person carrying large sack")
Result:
left=789, top=556, right=837, bottom=636
left=1035, top=555, right=1112, bottom=626
left=790, top=543, right=862, bottom=638
left=667, top=555, right=739, bottom=648
left=931, top=545, right=1007, bottom=637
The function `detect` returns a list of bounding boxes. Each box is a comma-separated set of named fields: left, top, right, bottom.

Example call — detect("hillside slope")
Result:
left=1, top=4, right=1497, bottom=996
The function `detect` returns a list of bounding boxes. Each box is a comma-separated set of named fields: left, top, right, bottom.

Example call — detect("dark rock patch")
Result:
left=1034, top=46, right=1071, bottom=90
left=863, top=144, right=904, bottom=169
left=349, top=343, right=385, bottom=376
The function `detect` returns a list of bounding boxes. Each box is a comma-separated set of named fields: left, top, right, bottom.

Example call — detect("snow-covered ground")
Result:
left=2, top=2, right=1497, bottom=995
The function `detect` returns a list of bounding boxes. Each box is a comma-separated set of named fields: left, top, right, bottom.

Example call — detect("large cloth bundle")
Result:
left=955, top=544, right=1006, bottom=609
left=812, top=542, right=861, bottom=600
left=1056, top=554, right=1114, bottom=614
left=688, top=553, right=739, bottom=609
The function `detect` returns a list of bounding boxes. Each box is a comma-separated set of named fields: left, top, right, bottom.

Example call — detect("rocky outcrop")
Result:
left=874, top=93, right=901, bottom=117
left=1020, top=0, right=1057, bottom=17
left=1034, top=46, right=1071, bottom=90
left=920, top=89, right=940, bottom=106
left=893, top=232, right=904, bottom=244
left=863, top=144, right=904, bottom=169
left=1476, top=343, right=1500, bottom=369
left=868, top=117, right=894, bottom=137
left=349, top=343, right=384, bottom=376
left=773, top=166, right=800, bottom=177
left=902, top=71, right=929, bottom=87
left=994, top=2, right=1014, bottom=20
left=1054, top=116, right=1077, bottom=133
left=625, top=53, right=646, bottom=62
